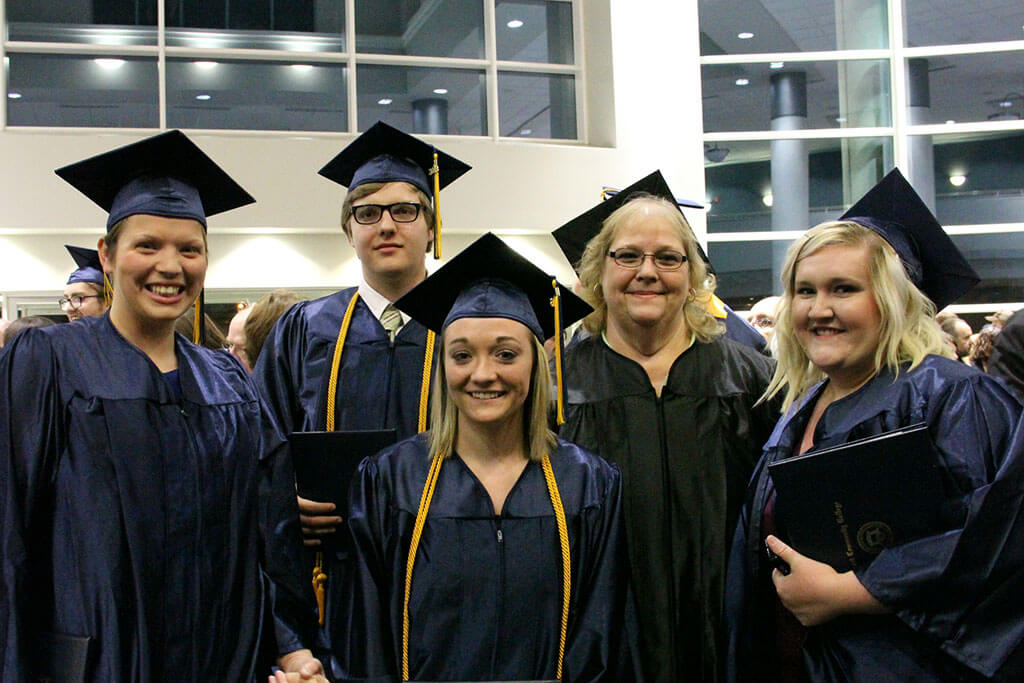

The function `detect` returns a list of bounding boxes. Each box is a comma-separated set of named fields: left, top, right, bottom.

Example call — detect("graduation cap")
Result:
left=318, top=120, right=472, bottom=259
left=394, top=232, right=591, bottom=423
left=54, top=129, right=255, bottom=231
left=55, top=130, right=256, bottom=346
left=840, top=168, right=979, bottom=310
left=552, top=170, right=711, bottom=272
left=64, top=245, right=105, bottom=287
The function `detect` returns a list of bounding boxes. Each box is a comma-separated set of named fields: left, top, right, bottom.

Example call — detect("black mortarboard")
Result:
left=318, top=121, right=471, bottom=259
left=54, top=129, right=255, bottom=231
left=395, top=233, right=592, bottom=424
left=552, top=170, right=711, bottom=271
left=840, top=168, right=979, bottom=310
left=64, top=245, right=104, bottom=287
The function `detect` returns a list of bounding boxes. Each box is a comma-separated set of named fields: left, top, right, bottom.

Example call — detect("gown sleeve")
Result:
left=333, top=457, right=397, bottom=683
left=0, top=331, right=63, bottom=678
left=252, top=305, right=307, bottom=436
left=563, top=460, right=632, bottom=683
left=855, top=374, right=1024, bottom=676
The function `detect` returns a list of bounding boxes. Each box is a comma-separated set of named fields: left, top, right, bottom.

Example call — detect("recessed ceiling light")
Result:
left=94, top=58, right=125, bottom=69
left=507, top=19, right=524, bottom=29
left=378, top=98, right=393, bottom=105
left=762, top=193, right=774, bottom=207
left=835, top=116, right=847, bottom=123
left=999, top=100, right=1014, bottom=108
left=193, top=60, right=217, bottom=70
left=735, top=78, right=749, bottom=86
left=520, top=129, right=532, bottom=135
left=945, top=119, right=956, bottom=124
left=949, top=174, right=967, bottom=187
left=195, top=94, right=211, bottom=100
left=770, top=62, right=784, bottom=69
left=290, top=64, right=314, bottom=72
left=7, top=92, right=21, bottom=99
left=738, top=32, right=754, bottom=39
left=433, top=88, right=448, bottom=95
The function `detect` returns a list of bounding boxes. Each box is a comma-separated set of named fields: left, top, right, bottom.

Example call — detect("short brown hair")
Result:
left=244, top=289, right=306, bottom=365
left=339, top=181, right=435, bottom=245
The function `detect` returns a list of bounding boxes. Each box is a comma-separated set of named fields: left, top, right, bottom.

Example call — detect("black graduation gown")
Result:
left=559, top=334, right=779, bottom=683
left=726, top=355, right=1024, bottom=682
left=0, top=315, right=317, bottom=681
left=253, top=287, right=433, bottom=438
left=336, top=435, right=629, bottom=682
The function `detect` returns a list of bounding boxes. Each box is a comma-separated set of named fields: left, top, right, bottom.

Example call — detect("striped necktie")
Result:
left=381, top=303, right=402, bottom=342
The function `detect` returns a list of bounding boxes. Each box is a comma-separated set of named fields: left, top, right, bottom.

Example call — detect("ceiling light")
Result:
left=7, top=92, right=21, bottom=99
left=770, top=62, right=784, bottom=69
left=762, top=193, right=774, bottom=207
left=520, top=129, right=532, bottom=135
left=949, top=174, right=967, bottom=187
left=378, top=98, right=393, bottom=105
left=704, top=145, right=729, bottom=163
left=999, top=100, right=1014, bottom=108
left=507, top=19, right=524, bottom=29
left=193, top=60, right=217, bottom=70
left=737, top=32, right=754, bottom=39
left=433, top=88, right=448, bottom=95
left=735, top=78, right=749, bottom=86
left=835, top=116, right=847, bottom=123
left=290, top=64, right=314, bottom=72
left=945, top=119, right=956, bottom=124
left=195, top=94, right=211, bottom=100
left=94, top=58, right=125, bottom=69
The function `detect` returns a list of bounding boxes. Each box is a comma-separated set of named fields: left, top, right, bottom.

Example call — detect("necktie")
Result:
left=381, top=303, right=402, bottom=342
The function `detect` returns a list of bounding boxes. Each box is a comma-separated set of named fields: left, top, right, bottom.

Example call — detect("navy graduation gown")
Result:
left=559, top=334, right=779, bottom=683
left=0, top=315, right=317, bottom=681
left=727, top=355, right=1024, bottom=682
left=337, top=435, right=629, bottom=682
left=253, top=287, right=432, bottom=438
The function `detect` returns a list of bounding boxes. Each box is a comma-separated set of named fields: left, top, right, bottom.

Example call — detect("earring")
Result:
left=686, top=287, right=696, bottom=303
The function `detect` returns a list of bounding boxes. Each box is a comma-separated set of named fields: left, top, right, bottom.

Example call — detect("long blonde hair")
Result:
left=765, top=220, right=947, bottom=410
left=428, top=331, right=557, bottom=462
left=576, top=194, right=723, bottom=342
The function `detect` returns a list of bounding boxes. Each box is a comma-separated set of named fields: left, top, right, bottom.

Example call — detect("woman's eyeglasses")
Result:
left=351, top=202, right=423, bottom=225
left=58, top=294, right=100, bottom=310
left=607, top=248, right=687, bottom=271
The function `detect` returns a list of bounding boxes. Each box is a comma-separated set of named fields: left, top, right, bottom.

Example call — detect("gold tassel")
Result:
left=312, top=551, right=327, bottom=626
left=551, top=280, right=566, bottom=425
left=431, top=150, right=441, bottom=260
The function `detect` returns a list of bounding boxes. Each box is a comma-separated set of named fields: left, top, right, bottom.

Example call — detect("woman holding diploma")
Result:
left=726, top=170, right=1024, bottom=682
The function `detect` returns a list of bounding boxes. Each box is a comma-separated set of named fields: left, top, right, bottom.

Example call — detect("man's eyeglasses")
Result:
left=59, top=294, right=100, bottom=310
left=351, top=202, right=423, bottom=225
left=607, top=248, right=687, bottom=271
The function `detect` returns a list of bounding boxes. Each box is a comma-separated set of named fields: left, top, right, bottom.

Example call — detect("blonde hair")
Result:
left=576, top=193, right=723, bottom=342
left=340, top=181, right=435, bottom=244
left=765, top=220, right=947, bottom=410
left=428, top=332, right=557, bottom=462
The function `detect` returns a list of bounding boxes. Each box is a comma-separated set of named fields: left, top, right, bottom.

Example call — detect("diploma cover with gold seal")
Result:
left=768, top=423, right=961, bottom=571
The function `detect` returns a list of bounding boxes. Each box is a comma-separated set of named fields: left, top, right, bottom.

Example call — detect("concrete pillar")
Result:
left=412, top=97, right=448, bottom=135
left=771, top=71, right=809, bottom=290
left=906, top=57, right=936, bottom=210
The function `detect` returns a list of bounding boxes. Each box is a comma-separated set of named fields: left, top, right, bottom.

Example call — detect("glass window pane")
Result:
left=910, top=131, right=1024, bottom=226
left=703, top=60, right=892, bottom=133
left=355, top=0, right=483, bottom=59
left=950, top=233, right=1024, bottom=304
left=708, top=240, right=795, bottom=308
left=906, top=52, right=1024, bottom=126
left=704, top=137, right=894, bottom=232
left=165, top=1, right=344, bottom=50
left=498, top=71, right=576, bottom=139
left=496, top=0, right=574, bottom=64
left=166, top=59, right=347, bottom=131
left=699, top=0, right=887, bottom=55
left=6, top=54, right=158, bottom=127
left=905, top=0, right=1024, bottom=47
left=357, top=65, right=486, bottom=135
left=5, top=0, right=157, bottom=44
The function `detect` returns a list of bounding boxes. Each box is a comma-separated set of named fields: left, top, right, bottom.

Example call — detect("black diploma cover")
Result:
left=31, top=632, right=92, bottom=682
left=768, top=423, right=955, bottom=571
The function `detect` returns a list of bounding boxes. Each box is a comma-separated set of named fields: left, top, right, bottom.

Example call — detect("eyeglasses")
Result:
left=351, top=202, right=423, bottom=225
left=607, top=248, right=687, bottom=271
left=59, top=294, right=101, bottom=310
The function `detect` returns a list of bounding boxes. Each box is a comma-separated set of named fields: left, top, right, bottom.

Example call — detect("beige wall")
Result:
left=0, top=0, right=707, bottom=312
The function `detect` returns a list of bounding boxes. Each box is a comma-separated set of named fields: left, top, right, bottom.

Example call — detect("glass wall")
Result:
left=699, top=0, right=1024, bottom=312
left=3, top=0, right=580, bottom=139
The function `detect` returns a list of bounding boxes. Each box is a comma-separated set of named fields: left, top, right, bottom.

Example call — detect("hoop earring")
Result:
left=686, top=287, right=696, bottom=303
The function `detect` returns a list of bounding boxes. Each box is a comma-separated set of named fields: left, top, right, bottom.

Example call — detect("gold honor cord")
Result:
left=402, top=453, right=571, bottom=682
left=314, top=292, right=435, bottom=625
left=431, top=151, right=442, bottom=260
left=103, top=273, right=114, bottom=309
left=551, top=279, right=566, bottom=426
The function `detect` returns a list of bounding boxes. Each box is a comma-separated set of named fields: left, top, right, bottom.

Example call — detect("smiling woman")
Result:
left=0, top=131, right=326, bottom=682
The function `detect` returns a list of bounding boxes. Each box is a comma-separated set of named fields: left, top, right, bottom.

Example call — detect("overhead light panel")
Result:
left=770, top=62, right=784, bottom=69
left=7, top=92, right=21, bottom=99
left=195, top=94, right=211, bottom=100
left=94, top=58, right=125, bottom=69
left=735, top=78, right=749, bottom=86
left=433, top=88, right=448, bottom=95
left=378, top=98, right=393, bottom=105
left=738, top=32, right=754, bottom=39
left=507, top=19, right=524, bottom=28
